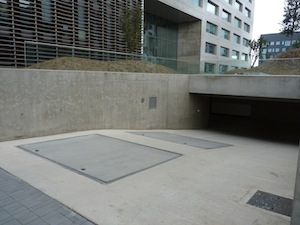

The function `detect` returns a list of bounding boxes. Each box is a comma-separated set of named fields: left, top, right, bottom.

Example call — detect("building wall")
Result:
left=0, top=0, right=254, bottom=73
left=153, top=0, right=254, bottom=73
left=177, top=21, right=202, bottom=73
left=260, top=32, right=300, bottom=60
left=0, top=0, right=142, bottom=67
left=0, top=69, right=209, bottom=142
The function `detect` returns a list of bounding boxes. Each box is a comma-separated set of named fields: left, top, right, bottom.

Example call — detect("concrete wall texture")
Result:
left=291, top=145, right=300, bottom=225
left=0, top=69, right=209, bottom=141
left=189, top=75, right=300, bottom=100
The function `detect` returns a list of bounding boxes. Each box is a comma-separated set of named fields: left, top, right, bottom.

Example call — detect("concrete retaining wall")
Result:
left=291, top=145, right=300, bottom=225
left=0, top=69, right=209, bottom=141
left=189, top=75, right=300, bottom=100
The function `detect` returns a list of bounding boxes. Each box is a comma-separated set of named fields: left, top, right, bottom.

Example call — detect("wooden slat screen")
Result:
left=0, top=0, right=142, bottom=67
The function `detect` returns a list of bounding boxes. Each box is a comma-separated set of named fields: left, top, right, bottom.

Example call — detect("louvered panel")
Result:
left=0, top=0, right=142, bottom=67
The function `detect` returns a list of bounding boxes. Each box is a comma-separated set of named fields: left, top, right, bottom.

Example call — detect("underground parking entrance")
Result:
left=203, top=95, right=300, bottom=144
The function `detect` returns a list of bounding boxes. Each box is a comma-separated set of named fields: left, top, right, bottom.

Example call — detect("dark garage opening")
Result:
left=207, top=96, right=300, bottom=144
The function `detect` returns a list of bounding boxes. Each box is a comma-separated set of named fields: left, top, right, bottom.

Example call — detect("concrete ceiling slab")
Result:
left=144, top=0, right=198, bottom=23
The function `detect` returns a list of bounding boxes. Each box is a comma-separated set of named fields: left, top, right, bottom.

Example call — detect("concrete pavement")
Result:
left=0, top=129, right=298, bottom=225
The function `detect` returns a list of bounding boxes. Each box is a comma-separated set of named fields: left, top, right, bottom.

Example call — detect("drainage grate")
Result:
left=247, top=190, right=293, bottom=217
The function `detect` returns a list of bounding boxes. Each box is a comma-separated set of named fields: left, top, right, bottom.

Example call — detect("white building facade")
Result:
left=144, top=0, right=255, bottom=73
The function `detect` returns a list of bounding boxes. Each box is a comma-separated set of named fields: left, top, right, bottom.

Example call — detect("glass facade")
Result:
left=144, top=13, right=178, bottom=59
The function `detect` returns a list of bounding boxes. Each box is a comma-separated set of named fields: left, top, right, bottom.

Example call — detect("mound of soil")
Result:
left=227, top=49, right=300, bottom=75
left=28, top=57, right=177, bottom=74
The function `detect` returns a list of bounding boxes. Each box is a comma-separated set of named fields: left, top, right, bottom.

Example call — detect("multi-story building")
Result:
left=0, top=0, right=254, bottom=73
left=260, top=32, right=300, bottom=60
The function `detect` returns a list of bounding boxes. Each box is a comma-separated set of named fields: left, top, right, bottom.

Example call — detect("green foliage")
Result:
left=292, top=38, right=300, bottom=48
left=120, top=4, right=142, bottom=53
left=280, top=0, right=300, bottom=47
left=248, top=37, right=268, bottom=68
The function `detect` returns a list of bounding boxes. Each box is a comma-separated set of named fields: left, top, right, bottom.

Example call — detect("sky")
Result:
left=252, top=0, right=285, bottom=39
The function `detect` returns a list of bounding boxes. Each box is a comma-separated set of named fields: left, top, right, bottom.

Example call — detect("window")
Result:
left=205, top=63, right=215, bottom=73
left=233, top=33, right=240, bottom=44
left=270, top=41, right=275, bottom=45
left=206, top=22, right=217, bottom=35
left=234, top=17, right=241, bottom=28
left=223, top=0, right=232, bottom=4
left=19, top=0, right=30, bottom=8
left=241, top=53, right=248, bottom=61
left=282, top=47, right=286, bottom=52
left=188, top=0, right=202, bottom=7
left=244, top=23, right=250, bottom=33
left=0, top=0, right=9, bottom=23
left=245, top=8, right=251, bottom=18
left=285, top=40, right=291, bottom=46
left=42, top=0, right=52, bottom=22
left=232, top=50, right=239, bottom=59
left=276, top=41, right=280, bottom=45
left=205, top=42, right=216, bottom=54
left=235, top=0, right=242, bottom=12
left=78, top=0, right=86, bottom=41
left=219, top=65, right=228, bottom=74
left=243, top=38, right=249, bottom=47
left=222, top=10, right=231, bottom=22
left=221, top=28, right=230, bottom=40
left=220, top=46, right=229, bottom=57
left=275, top=48, right=280, bottom=52
left=207, top=1, right=219, bottom=15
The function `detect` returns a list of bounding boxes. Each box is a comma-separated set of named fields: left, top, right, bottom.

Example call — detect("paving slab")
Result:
left=0, top=129, right=298, bottom=225
left=0, top=168, right=95, bottom=225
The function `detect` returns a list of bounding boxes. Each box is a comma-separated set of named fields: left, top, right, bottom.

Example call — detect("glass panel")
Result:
left=245, top=8, right=251, bottom=18
left=243, top=38, right=249, bottom=46
left=219, top=65, right=228, bottom=74
left=206, top=22, right=217, bottom=35
left=188, top=0, right=201, bottom=6
left=220, top=47, right=229, bottom=57
left=222, top=10, right=231, bottom=22
left=221, top=28, right=230, bottom=40
left=244, top=23, right=250, bottom=32
left=205, top=42, right=216, bottom=54
left=233, top=34, right=240, bottom=44
left=241, top=53, right=248, bottom=61
left=144, top=13, right=178, bottom=59
left=207, top=1, right=218, bottom=15
left=235, top=0, right=242, bottom=12
left=205, top=63, right=215, bottom=73
left=42, top=0, right=52, bottom=22
left=232, top=50, right=239, bottom=59
left=234, top=17, right=241, bottom=28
